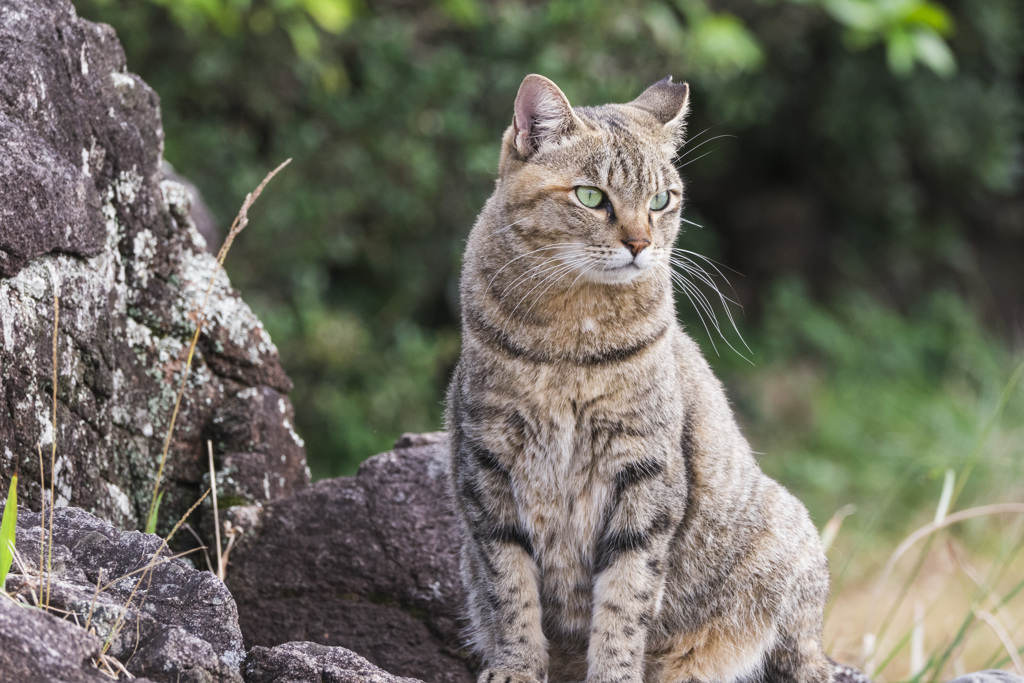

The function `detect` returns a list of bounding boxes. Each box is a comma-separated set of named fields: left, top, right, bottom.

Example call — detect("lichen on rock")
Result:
left=0, top=0, right=308, bottom=532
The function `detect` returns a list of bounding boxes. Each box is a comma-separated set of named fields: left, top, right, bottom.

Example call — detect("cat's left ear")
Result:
left=629, top=76, right=690, bottom=131
left=512, top=74, right=578, bottom=158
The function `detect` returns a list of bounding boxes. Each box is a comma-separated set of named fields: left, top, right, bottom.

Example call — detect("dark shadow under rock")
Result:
left=225, top=432, right=473, bottom=683
left=245, top=642, right=424, bottom=683
left=7, top=506, right=244, bottom=683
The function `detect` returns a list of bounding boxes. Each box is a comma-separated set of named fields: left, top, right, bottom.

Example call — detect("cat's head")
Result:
left=494, top=74, right=690, bottom=287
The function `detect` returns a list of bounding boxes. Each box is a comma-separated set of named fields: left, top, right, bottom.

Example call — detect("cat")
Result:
left=446, top=74, right=832, bottom=683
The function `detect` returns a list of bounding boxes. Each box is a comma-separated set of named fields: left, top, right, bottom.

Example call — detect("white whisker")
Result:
left=663, top=243, right=752, bottom=361
left=488, top=242, right=581, bottom=291
left=659, top=262, right=721, bottom=356
left=510, top=257, right=588, bottom=322
left=500, top=249, right=588, bottom=300
left=671, top=247, right=743, bottom=276
left=500, top=258, right=571, bottom=300
left=494, top=217, right=529, bottom=235
left=669, top=257, right=741, bottom=307
left=671, top=248, right=744, bottom=304
left=679, top=124, right=719, bottom=149
left=672, top=134, right=736, bottom=164
left=677, top=147, right=721, bottom=169
left=524, top=257, right=592, bottom=318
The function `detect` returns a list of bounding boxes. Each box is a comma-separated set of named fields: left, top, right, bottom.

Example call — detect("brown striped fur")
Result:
left=446, top=75, right=831, bottom=683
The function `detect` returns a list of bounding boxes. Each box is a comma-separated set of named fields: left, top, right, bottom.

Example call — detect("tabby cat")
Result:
left=446, top=74, right=831, bottom=683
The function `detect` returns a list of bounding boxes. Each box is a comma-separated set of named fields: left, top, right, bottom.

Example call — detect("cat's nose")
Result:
left=623, top=238, right=651, bottom=257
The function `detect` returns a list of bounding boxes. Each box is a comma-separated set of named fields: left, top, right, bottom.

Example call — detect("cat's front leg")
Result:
left=587, top=457, right=676, bottom=683
left=453, top=437, right=549, bottom=683
left=465, top=535, right=549, bottom=683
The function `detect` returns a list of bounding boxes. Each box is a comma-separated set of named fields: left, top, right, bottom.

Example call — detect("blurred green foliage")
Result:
left=74, top=0, right=1023, bottom=535
left=714, top=283, right=1023, bottom=544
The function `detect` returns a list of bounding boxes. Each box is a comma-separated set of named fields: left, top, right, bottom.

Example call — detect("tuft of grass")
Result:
left=144, top=490, right=164, bottom=535
left=820, top=355, right=1024, bottom=680
left=0, top=466, right=16, bottom=591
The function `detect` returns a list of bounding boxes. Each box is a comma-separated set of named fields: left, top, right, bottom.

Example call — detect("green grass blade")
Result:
left=1, top=473, right=17, bottom=591
left=145, top=489, right=163, bottom=534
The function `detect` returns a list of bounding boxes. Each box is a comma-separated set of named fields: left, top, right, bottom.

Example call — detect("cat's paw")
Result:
left=477, top=669, right=540, bottom=683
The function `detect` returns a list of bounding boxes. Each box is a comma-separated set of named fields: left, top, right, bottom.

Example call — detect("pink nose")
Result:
left=623, top=238, right=650, bottom=257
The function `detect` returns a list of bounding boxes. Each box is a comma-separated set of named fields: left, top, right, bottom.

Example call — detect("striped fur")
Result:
left=446, top=75, right=831, bottom=683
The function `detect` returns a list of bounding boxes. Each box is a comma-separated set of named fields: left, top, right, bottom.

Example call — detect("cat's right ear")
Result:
left=512, top=74, right=576, bottom=159
left=629, top=76, right=690, bottom=133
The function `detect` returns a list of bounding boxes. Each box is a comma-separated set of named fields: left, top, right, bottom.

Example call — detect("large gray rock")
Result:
left=948, top=672, right=1024, bottom=683
left=0, top=595, right=150, bottom=683
left=6, top=506, right=244, bottom=682
left=245, top=642, right=424, bottom=683
left=0, top=0, right=308, bottom=532
left=225, top=432, right=474, bottom=683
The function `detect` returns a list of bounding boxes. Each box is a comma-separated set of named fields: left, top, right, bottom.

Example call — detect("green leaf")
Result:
left=439, top=0, right=483, bottom=27
left=690, top=13, right=765, bottom=76
left=1, top=473, right=17, bottom=591
left=285, top=16, right=321, bottom=61
left=145, top=489, right=163, bottom=535
left=302, top=0, right=355, bottom=34
left=886, top=28, right=916, bottom=76
left=912, top=29, right=956, bottom=77
left=905, top=2, right=953, bottom=35
left=822, top=0, right=884, bottom=32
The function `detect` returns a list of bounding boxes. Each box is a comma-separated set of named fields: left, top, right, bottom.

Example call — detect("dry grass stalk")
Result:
left=946, top=540, right=1019, bottom=639
left=909, top=601, right=925, bottom=678
left=147, top=159, right=292, bottom=529
left=46, top=291, right=59, bottom=610
left=37, top=443, right=44, bottom=599
left=182, top=523, right=214, bottom=573
left=208, top=440, right=223, bottom=580
left=219, top=520, right=242, bottom=571
left=877, top=503, right=1024, bottom=593
left=8, top=541, right=38, bottom=606
left=821, top=504, right=856, bottom=552
left=94, top=651, right=132, bottom=679
left=102, top=489, right=210, bottom=656
left=84, top=567, right=104, bottom=634
left=974, top=610, right=1023, bottom=675
left=95, top=547, right=200, bottom=597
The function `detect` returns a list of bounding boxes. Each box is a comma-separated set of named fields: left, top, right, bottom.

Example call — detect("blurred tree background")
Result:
left=74, top=0, right=1023, bottom=540
left=72, top=0, right=1024, bottom=672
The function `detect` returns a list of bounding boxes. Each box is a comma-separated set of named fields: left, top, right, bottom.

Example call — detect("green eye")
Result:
left=575, top=186, right=605, bottom=208
left=650, top=191, right=669, bottom=211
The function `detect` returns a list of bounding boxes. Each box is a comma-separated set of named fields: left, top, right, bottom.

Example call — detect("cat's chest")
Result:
left=505, top=366, right=673, bottom=559
left=512, top=397, right=604, bottom=549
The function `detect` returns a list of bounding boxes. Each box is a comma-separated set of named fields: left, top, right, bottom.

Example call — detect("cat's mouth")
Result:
left=588, top=261, right=651, bottom=285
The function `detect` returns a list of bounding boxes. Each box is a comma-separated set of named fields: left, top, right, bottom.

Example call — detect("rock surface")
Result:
left=245, top=642, right=424, bottom=683
left=6, top=506, right=244, bottom=682
left=0, top=0, right=308, bottom=532
left=0, top=594, right=149, bottom=683
left=948, top=672, right=1024, bottom=683
left=226, top=432, right=474, bottom=683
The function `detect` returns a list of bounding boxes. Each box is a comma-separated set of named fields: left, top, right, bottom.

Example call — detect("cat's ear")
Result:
left=629, top=76, right=690, bottom=130
left=512, top=74, right=577, bottom=158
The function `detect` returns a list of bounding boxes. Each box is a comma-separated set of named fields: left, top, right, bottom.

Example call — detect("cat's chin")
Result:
left=585, top=264, right=652, bottom=285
